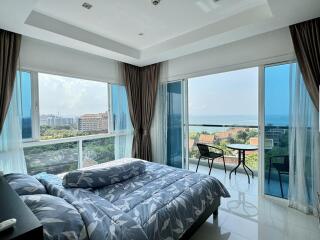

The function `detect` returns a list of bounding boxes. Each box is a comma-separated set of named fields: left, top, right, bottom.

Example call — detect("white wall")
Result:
left=20, top=36, right=122, bottom=84
left=19, top=27, right=294, bottom=84
left=160, top=27, right=295, bottom=82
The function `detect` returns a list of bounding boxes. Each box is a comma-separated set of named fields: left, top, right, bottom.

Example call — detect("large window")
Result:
left=38, top=73, right=109, bottom=140
left=21, top=71, right=131, bottom=175
left=188, top=67, right=259, bottom=171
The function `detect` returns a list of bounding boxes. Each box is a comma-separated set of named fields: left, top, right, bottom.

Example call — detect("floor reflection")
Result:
left=189, top=164, right=320, bottom=240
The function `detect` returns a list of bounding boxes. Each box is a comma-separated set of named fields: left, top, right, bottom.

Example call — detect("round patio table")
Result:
left=227, top=144, right=258, bottom=184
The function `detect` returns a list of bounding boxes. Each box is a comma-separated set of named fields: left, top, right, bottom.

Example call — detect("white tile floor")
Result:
left=189, top=164, right=320, bottom=240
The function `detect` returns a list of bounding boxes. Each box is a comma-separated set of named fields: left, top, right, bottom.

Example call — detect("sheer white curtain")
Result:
left=151, top=82, right=167, bottom=164
left=0, top=73, right=27, bottom=174
left=112, top=84, right=133, bottom=159
left=288, top=63, right=320, bottom=215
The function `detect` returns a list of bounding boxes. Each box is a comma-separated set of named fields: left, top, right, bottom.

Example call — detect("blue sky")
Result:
left=265, top=63, right=291, bottom=117
left=188, top=67, right=259, bottom=117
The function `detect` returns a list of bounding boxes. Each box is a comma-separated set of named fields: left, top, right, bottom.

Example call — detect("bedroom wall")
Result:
left=19, top=36, right=122, bottom=84
left=19, top=27, right=294, bottom=84
left=160, top=27, right=295, bottom=82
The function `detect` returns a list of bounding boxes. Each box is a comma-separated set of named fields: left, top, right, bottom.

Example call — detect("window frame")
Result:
left=21, top=70, right=126, bottom=144
left=20, top=70, right=39, bottom=142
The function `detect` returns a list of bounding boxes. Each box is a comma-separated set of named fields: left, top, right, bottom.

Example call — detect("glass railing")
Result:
left=23, top=132, right=129, bottom=175
left=188, top=124, right=259, bottom=171
left=264, top=125, right=289, bottom=199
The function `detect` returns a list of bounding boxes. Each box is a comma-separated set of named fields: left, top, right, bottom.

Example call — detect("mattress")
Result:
left=12, top=159, right=230, bottom=240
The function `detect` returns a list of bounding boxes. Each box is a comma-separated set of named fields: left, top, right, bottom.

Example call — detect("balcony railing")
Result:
left=23, top=131, right=130, bottom=175
left=188, top=124, right=259, bottom=171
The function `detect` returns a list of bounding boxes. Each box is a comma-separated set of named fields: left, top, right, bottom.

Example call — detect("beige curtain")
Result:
left=0, top=29, right=21, bottom=134
left=123, top=63, right=160, bottom=161
left=290, top=17, right=320, bottom=111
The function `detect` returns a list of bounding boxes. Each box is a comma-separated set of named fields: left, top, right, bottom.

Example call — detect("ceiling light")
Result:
left=138, top=33, right=144, bottom=36
left=82, top=2, right=92, bottom=10
left=151, top=0, right=161, bottom=6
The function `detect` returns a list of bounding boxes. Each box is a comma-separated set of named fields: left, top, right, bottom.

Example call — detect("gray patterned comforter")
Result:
left=34, top=159, right=229, bottom=240
left=2, top=158, right=228, bottom=239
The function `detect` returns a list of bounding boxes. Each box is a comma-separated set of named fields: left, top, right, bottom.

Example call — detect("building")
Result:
left=198, top=134, right=215, bottom=145
left=78, top=112, right=108, bottom=132
left=214, top=131, right=231, bottom=140
left=40, top=114, right=74, bottom=127
left=249, top=137, right=259, bottom=146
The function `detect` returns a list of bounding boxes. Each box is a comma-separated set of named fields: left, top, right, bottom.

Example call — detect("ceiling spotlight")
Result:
left=151, top=0, right=161, bottom=6
left=82, top=2, right=93, bottom=10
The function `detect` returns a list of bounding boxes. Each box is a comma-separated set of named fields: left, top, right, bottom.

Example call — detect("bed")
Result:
left=4, top=158, right=230, bottom=240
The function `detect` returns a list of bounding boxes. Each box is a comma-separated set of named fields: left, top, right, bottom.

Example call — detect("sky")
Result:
left=188, top=67, right=259, bottom=117
left=38, top=73, right=108, bottom=117
left=265, top=63, right=291, bottom=117
left=37, top=64, right=290, bottom=120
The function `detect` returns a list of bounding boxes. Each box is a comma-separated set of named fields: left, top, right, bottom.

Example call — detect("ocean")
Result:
left=188, top=115, right=288, bottom=133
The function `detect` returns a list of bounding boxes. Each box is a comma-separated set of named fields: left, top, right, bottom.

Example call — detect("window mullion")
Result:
left=31, top=71, right=40, bottom=141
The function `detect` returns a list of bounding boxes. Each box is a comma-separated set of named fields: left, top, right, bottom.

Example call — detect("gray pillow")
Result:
left=20, top=194, right=88, bottom=240
left=63, top=159, right=146, bottom=188
left=4, top=173, right=47, bottom=195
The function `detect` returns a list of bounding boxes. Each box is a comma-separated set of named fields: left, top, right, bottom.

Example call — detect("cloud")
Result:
left=38, top=73, right=108, bottom=117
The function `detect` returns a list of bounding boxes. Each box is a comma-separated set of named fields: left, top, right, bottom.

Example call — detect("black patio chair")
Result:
left=268, top=155, right=289, bottom=198
left=196, top=143, right=226, bottom=175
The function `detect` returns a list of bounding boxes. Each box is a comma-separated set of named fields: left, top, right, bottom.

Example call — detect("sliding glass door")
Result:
left=167, top=81, right=184, bottom=168
left=264, top=63, right=291, bottom=199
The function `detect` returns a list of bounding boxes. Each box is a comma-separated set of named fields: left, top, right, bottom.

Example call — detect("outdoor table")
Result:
left=227, top=144, right=257, bottom=184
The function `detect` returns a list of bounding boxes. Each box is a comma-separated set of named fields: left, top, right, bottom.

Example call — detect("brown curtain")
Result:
left=0, top=29, right=22, bottom=134
left=123, top=64, right=142, bottom=158
left=123, top=63, right=160, bottom=161
left=290, top=17, right=320, bottom=111
left=140, top=63, right=160, bottom=160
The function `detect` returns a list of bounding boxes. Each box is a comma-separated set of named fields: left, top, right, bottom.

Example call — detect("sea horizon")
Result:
left=188, top=114, right=288, bottom=133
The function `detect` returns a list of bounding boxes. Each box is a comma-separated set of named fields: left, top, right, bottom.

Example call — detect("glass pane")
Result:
left=82, top=137, right=115, bottom=167
left=111, top=85, right=131, bottom=131
left=111, top=84, right=133, bottom=159
left=18, top=71, right=32, bottom=139
left=189, top=126, right=258, bottom=171
left=167, top=81, right=183, bottom=168
left=187, top=67, right=259, bottom=172
left=188, top=67, right=258, bottom=125
left=24, top=142, right=78, bottom=175
left=38, top=73, right=109, bottom=140
left=264, top=63, right=290, bottom=199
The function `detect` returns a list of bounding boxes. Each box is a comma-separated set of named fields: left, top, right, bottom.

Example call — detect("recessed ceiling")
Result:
left=0, top=0, right=320, bottom=66
left=32, top=0, right=266, bottom=50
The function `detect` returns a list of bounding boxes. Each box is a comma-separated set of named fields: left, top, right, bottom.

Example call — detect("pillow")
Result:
left=4, top=173, right=47, bottom=195
left=63, top=159, right=146, bottom=188
left=20, top=194, right=87, bottom=240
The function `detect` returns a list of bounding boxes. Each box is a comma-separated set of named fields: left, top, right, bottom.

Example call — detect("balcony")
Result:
left=188, top=124, right=259, bottom=173
left=23, top=132, right=130, bottom=175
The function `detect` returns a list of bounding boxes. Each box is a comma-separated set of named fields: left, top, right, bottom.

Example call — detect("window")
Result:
left=264, top=63, right=291, bottom=199
left=167, top=81, right=184, bottom=168
left=187, top=67, right=259, bottom=171
left=38, top=73, right=109, bottom=140
left=20, top=71, right=132, bottom=175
